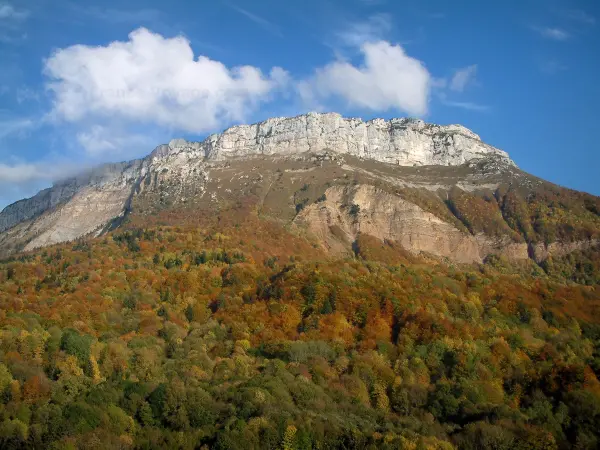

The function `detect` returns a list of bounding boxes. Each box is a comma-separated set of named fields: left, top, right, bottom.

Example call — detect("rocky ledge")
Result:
left=153, top=112, right=514, bottom=167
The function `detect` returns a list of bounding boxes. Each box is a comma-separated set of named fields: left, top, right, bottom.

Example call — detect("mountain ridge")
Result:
left=1, top=112, right=598, bottom=264
left=0, top=111, right=512, bottom=235
left=150, top=111, right=513, bottom=166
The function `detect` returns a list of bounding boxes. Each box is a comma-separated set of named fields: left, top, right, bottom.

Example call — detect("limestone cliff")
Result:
left=0, top=161, right=143, bottom=234
left=157, top=112, right=513, bottom=166
left=294, top=185, right=528, bottom=264
left=0, top=112, right=597, bottom=265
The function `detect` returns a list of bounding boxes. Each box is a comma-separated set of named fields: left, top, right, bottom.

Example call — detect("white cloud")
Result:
left=38, top=22, right=489, bottom=169
left=337, top=13, right=392, bottom=46
left=450, top=64, right=477, bottom=92
left=76, top=125, right=155, bottom=157
left=0, top=162, right=48, bottom=183
left=44, top=28, right=289, bottom=133
left=533, top=26, right=570, bottom=41
left=0, top=3, right=29, bottom=20
left=0, top=160, right=81, bottom=186
left=299, top=40, right=430, bottom=116
left=0, top=161, right=85, bottom=210
left=441, top=99, right=489, bottom=112
left=0, top=117, right=35, bottom=139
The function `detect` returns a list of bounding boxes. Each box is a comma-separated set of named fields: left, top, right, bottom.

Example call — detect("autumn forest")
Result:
left=0, top=211, right=599, bottom=450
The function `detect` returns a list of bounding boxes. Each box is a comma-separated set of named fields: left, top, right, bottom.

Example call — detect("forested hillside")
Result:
left=0, top=211, right=599, bottom=449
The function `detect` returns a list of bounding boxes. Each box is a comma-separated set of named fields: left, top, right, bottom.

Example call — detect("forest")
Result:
left=0, top=212, right=599, bottom=449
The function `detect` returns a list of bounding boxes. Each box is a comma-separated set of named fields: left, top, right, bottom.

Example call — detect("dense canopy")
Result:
left=0, top=212, right=599, bottom=449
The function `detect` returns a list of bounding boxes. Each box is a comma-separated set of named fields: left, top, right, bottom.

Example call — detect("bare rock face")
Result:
left=164, top=112, right=513, bottom=167
left=294, top=185, right=528, bottom=264
left=0, top=161, right=142, bottom=234
left=530, top=239, right=600, bottom=263
left=1, top=112, right=596, bottom=266
left=22, top=182, right=134, bottom=252
left=0, top=161, right=144, bottom=253
left=0, top=112, right=513, bottom=251
left=0, top=180, right=82, bottom=234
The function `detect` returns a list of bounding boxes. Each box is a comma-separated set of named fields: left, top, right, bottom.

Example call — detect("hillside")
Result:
left=1, top=113, right=599, bottom=267
left=0, top=113, right=600, bottom=449
left=0, top=214, right=599, bottom=449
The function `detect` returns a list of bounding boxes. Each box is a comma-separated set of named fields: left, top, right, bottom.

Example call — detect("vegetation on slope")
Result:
left=496, top=185, right=600, bottom=245
left=0, top=212, right=599, bottom=449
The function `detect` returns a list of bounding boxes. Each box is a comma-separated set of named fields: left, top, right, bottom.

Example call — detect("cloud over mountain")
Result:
left=44, top=26, right=432, bottom=137
left=299, top=40, right=430, bottom=116
left=44, top=28, right=290, bottom=133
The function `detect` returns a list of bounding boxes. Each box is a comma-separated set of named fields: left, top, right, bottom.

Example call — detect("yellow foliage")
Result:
left=57, top=355, right=84, bottom=378
left=282, top=425, right=297, bottom=450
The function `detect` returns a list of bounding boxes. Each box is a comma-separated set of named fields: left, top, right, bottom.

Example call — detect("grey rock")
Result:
left=0, top=112, right=516, bottom=256
left=157, top=112, right=513, bottom=166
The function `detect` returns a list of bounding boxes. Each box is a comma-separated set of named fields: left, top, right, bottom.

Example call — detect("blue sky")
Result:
left=0, top=0, right=599, bottom=209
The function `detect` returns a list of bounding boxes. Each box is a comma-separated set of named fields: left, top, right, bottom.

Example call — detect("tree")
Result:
left=456, top=422, right=515, bottom=450
left=282, top=425, right=297, bottom=450
left=60, top=329, right=93, bottom=364
left=0, top=363, right=13, bottom=401
left=0, top=419, right=28, bottom=449
left=428, top=383, right=460, bottom=422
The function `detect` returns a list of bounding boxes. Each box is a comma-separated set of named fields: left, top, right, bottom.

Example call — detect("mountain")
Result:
left=1, top=112, right=599, bottom=266
left=1, top=112, right=600, bottom=449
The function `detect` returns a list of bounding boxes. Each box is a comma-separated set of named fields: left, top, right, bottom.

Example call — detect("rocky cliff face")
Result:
left=0, top=112, right=597, bottom=264
left=294, top=184, right=529, bottom=264
left=155, top=112, right=513, bottom=166
left=0, top=161, right=143, bottom=234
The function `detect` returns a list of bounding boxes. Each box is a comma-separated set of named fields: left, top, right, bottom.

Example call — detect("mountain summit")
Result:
left=0, top=112, right=598, bottom=263
left=151, top=112, right=513, bottom=166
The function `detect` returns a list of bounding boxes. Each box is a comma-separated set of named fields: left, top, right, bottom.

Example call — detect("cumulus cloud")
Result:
left=533, top=26, right=570, bottom=41
left=44, top=24, right=431, bottom=135
left=44, top=28, right=290, bottom=133
left=450, top=64, right=477, bottom=92
left=299, top=40, right=430, bottom=116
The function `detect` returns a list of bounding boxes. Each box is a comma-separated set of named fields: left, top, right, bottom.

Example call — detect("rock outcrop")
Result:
left=157, top=112, right=513, bottom=166
left=0, top=161, right=144, bottom=254
left=1, top=112, right=596, bottom=266
left=0, top=161, right=142, bottom=234
left=530, top=239, right=600, bottom=263
left=294, top=185, right=528, bottom=264
left=0, top=112, right=514, bottom=248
